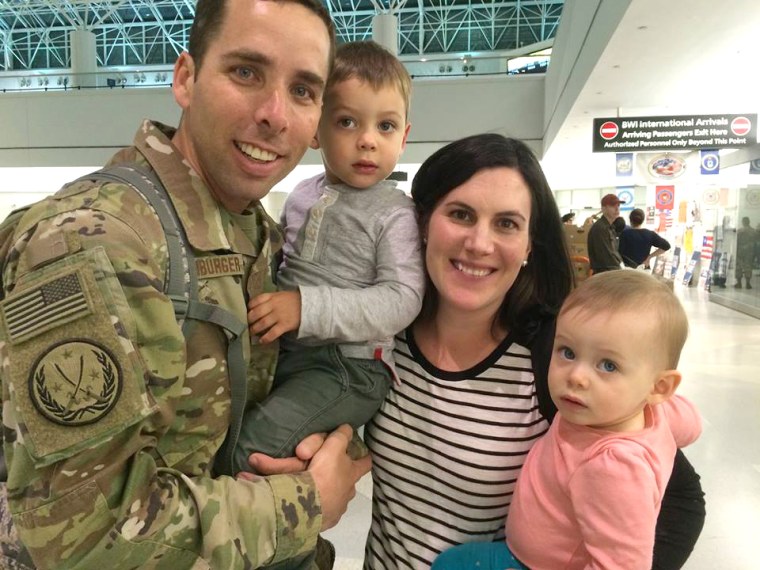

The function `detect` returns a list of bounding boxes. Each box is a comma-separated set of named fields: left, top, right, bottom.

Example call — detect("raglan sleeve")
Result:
left=0, top=194, right=320, bottom=569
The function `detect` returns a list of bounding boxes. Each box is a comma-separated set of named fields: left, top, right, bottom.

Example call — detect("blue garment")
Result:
left=619, top=227, right=671, bottom=268
left=431, top=541, right=528, bottom=570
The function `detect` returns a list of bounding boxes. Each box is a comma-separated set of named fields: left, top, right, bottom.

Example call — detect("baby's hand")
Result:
left=247, top=291, right=301, bottom=343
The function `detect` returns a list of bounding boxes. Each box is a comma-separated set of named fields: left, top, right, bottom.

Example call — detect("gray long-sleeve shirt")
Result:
left=277, top=174, right=425, bottom=368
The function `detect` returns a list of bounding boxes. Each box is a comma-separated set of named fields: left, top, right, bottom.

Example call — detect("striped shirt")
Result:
left=364, top=328, right=549, bottom=570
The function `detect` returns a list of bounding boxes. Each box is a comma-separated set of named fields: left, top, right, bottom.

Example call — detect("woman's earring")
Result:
left=423, top=236, right=428, bottom=245
left=522, top=259, right=528, bottom=267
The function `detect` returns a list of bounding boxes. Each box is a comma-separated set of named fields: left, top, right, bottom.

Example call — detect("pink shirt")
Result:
left=506, top=396, right=701, bottom=569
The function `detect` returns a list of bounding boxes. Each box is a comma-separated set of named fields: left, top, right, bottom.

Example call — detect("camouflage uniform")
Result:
left=0, top=120, right=323, bottom=569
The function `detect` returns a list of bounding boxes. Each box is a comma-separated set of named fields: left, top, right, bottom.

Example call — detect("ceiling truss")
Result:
left=0, top=0, right=563, bottom=71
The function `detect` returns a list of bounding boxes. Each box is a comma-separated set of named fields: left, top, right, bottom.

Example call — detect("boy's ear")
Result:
left=647, top=370, right=681, bottom=405
left=310, top=132, right=321, bottom=150
left=400, top=122, right=411, bottom=151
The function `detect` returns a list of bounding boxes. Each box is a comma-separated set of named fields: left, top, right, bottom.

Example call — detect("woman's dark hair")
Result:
left=411, top=133, right=574, bottom=342
left=629, top=208, right=645, bottom=227
left=188, top=0, right=336, bottom=72
left=561, top=212, right=575, bottom=223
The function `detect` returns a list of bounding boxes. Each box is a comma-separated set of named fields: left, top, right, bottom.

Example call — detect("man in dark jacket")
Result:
left=587, top=193, right=624, bottom=273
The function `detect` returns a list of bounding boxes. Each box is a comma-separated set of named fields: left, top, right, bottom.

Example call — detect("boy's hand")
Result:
left=247, top=291, right=301, bottom=343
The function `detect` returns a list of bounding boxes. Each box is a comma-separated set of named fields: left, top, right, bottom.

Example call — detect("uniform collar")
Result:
left=124, top=119, right=272, bottom=255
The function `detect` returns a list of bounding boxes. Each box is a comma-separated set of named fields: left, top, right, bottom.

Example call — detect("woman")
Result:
left=363, top=134, right=704, bottom=570
left=619, top=207, right=671, bottom=268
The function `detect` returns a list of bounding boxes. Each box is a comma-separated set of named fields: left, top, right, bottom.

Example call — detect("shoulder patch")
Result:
left=29, top=340, right=122, bottom=426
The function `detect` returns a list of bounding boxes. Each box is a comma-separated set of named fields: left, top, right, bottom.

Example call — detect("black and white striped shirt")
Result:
left=364, top=328, right=549, bottom=570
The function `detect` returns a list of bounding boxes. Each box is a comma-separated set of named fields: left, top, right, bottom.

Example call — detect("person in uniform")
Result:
left=735, top=216, right=756, bottom=288
left=0, top=1, right=369, bottom=568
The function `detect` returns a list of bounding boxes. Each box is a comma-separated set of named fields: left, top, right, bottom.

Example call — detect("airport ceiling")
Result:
left=0, top=0, right=564, bottom=69
left=542, top=0, right=760, bottom=183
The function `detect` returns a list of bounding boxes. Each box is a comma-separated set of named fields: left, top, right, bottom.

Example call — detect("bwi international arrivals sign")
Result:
left=592, top=113, right=757, bottom=152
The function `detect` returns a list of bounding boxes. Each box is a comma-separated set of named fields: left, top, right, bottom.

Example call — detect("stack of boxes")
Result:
left=563, top=224, right=592, bottom=282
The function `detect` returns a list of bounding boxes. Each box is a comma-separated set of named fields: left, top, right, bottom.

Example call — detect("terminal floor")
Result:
left=324, top=286, right=760, bottom=570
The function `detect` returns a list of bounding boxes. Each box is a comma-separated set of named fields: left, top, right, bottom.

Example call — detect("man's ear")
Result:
left=647, top=370, right=682, bottom=405
left=172, top=51, right=195, bottom=110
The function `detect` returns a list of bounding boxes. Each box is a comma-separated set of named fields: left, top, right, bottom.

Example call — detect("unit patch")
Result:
left=28, top=340, right=123, bottom=426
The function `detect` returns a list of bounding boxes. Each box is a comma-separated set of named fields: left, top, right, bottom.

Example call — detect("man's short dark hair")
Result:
left=188, top=0, right=336, bottom=72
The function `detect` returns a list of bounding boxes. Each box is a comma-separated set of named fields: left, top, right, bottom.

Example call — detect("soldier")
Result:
left=735, top=216, right=757, bottom=288
left=0, top=1, right=369, bottom=569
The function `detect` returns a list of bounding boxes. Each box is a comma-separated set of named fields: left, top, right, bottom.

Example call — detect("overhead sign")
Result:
left=592, top=113, right=757, bottom=152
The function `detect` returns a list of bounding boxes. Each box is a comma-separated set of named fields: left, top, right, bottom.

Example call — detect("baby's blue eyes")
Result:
left=600, top=360, right=617, bottom=373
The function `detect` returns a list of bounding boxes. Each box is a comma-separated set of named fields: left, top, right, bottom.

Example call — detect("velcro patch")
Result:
left=29, top=340, right=122, bottom=426
left=1, top=271, right=91, bottom=344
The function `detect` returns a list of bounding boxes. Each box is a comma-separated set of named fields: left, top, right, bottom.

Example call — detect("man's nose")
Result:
left=254, top=86, right=288, bottom=133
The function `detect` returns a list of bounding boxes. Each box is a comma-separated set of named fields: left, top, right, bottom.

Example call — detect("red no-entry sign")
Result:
left=599, top=121, right=619, bottom=140
left=731, top=116, right=751, bottom=136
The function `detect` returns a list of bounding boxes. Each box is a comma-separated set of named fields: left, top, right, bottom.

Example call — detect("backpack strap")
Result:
left=75, top=164, right=249, bottom=474
left=76, top=164, right=194, bottom=324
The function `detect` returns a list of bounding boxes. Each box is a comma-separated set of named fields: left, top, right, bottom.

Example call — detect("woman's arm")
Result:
left=653, top=449, right=706, bottom=569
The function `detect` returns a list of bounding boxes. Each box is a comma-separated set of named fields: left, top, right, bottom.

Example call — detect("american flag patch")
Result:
left=1, top=272, right=90, bottom=342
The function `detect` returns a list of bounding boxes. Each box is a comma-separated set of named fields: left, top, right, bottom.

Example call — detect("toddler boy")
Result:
left=227, top=41, right=425, bottom=475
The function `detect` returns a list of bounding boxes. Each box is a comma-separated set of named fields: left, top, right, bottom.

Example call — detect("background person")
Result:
left=0, top=1, right=369, bottom=568
left=431, top=270, right=701, bottom=570
left=735, top=216, right=756, bottom=288
left=227, top=40, right=424, bottom=475
left=587, top=193, right=624, bottom=273
left=561, top=212, right=576, bottom=225
left=612, top=215, right=626, bottom=236
left=619, top=207, right=671, bottom=269
left=360, top=134, right=705, bottom=570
